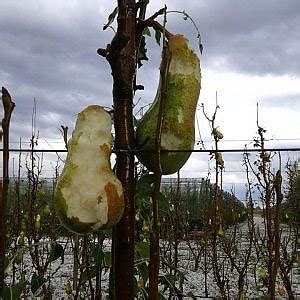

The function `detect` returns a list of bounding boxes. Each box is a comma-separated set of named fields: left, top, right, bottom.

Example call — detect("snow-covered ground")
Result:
left=176, top=217, right=299, bottom=298
left=6, top=217, right=300, bottom=298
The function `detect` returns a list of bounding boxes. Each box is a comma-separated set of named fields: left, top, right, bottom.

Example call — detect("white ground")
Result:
left=6, top=217, right=300, bottom=299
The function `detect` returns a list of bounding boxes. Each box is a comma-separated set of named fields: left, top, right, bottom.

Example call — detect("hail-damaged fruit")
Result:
left=136, top=34, right=201, bottom=174
left=54, top=105, right=124, bottom=234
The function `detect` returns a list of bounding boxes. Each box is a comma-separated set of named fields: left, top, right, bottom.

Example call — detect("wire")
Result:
left=1, top=147, right=300, bottom=153
left=7, top=137, right=300, bottom=144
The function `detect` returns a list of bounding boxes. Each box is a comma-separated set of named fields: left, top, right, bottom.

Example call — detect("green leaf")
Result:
left=92, top=247, right=105, bottom=264
left=138, top=35, right=148, bottom=67
left=135, top=174, right=155, bottom=199
left=48, top=242, right=64, bottom=263
left=133, top=276, right=139, bottom=297
left=260, top=296, right=271, bottom=300
left=159, top=273, right=178, bottom=293
left=158, top=192, right=168, bottom=210
left=135, top=174, right=167, bottom=212
left=186, top=291, right=196, bottom=298
left=164, top=273, right=176, bottom=286
left=143, top=27, right=151, bottom=37
left=80, top=266, right=98, bottom=284
left=4, top=256, right=10, bottom=274
left=155, top=29, right=162, bottom=46
left=1, top=285, right=10, bottom=300
left=2, top=281, right=24, bottom=300
left=178, top=271, right=185, bottom=287
left=136, top=262, right=148, bottom=283
left=158, top=292, right=167, bottom=299
left=104, top=251, right=112, bottom=267
left=103, top=7, right=118, bottom=30
left=31, top=273, right=45, bottom=295
left=136, top=241, right=150, bottom=259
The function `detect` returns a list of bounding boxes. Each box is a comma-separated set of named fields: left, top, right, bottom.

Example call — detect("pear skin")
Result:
left=55, top=105, right=124, bottom=234
left=136, top=34, right=201, bottom=174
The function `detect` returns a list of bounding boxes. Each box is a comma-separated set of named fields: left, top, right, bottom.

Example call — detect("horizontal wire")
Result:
left=1, top=147, right=300, bottom=153
left=7, top=137, right=300, bottom=144
left=3, top=178, right=260, bottom=187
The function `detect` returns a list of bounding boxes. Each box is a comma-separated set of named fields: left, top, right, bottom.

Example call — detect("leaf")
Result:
left=135, top=174, right=156, bottom=199
left=79, top=251, right=112, bottom=284
left=47, top=242, right=64, bottom=263
left=164, top=273, right=176, bottom=286
left=4, top=257, right=10, bottom=273
left=136, top=241, right=150, bottom=259
left=186, top=291, right=196, bottom=298
left=133, top=116, right=140, bottom=127
left=104, top=251, right=112, bottom=267
left=31, top=273, right=45, bottom=295
left=158, top=292, right=167, bottom=299
left=92, top=246, right=105, bottom=264
left=103, top=7, right=118, bottom=31
left=135, top=174, right=167, bottom=210
left=133, top=276, right=139, bottom=297
left=135, top=136, right=149, bottom=150
left=157, top=192, right=168, bottom=211
left=159, top=274, right=176, bottom=293
left=2, top=281, right=24, bottom=300
left=138, top=35, right=148, bottom=68
left=1, top=285, right=10, bottom=299
left=199, top=43, right=204, bottom=54
left=136, top=262, right=148, bottom=283
left=143, top=27, right=151, bottom=36
left=178, top=271, right=185, bottom=287
left=80, top=266, right=98, bottom=284
left=155, top=29, right=162, bottom=46
left=5, top=249, right=24, bottom=274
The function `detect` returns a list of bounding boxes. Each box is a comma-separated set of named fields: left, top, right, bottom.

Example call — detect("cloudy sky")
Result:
left=1, top=0, right=300, bottom=200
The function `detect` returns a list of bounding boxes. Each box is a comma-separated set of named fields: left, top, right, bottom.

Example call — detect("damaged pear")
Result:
left=136, top=34, right=201, bottom=174
left=55, top=105, right=124, bottom=234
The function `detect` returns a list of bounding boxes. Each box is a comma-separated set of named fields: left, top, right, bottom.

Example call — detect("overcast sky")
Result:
left=1, top=0, right=300, bottom=200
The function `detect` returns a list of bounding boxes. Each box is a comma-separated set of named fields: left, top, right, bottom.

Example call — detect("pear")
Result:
left=55, top=105, right=124, bottom=234
left=136, top=34, right=201, bottom=174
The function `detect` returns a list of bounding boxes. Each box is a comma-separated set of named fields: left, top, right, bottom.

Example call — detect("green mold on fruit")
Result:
left=54, top=105, right=124, bottom=234
left=136, top=34, right=201, bottom=174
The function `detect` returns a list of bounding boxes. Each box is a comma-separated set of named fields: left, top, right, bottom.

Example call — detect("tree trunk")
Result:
left=107, top=1, right=137, bottom=298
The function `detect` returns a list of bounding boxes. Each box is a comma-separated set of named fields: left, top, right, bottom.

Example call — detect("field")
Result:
left=4, top=217, right=299, bottom=298
left=1, top=3, right=300, bottom=297
left=3, top=172, right=299, bottom=298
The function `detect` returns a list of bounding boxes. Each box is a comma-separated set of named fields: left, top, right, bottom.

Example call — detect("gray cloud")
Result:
left=1, top=1, right=117, bottom=143
left=158, top=0, right=300, bottom=75
left=261, top=93, right=300, bottom=109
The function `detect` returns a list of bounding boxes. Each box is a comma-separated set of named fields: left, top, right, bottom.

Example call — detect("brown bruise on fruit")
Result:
left=136, top=34, right=201, bottom=174
left=104, top=182, right=125, bottom=228
left=100, top=143, right=111, bottom=158
left=97, top=195, right=103, bottom=204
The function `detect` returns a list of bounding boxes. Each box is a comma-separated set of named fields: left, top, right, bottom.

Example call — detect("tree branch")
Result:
left=0, top=87, right=15, bottom=296
left=138, top=18, right=173, bottom=40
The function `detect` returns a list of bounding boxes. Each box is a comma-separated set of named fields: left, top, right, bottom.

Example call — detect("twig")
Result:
left=138, top=18, right=173, bottom=40
left=166, top=10, right=203, bottom=54
left=0, top=87, right=15, bottom=295
left=149, top=8, right=170, bottom=298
